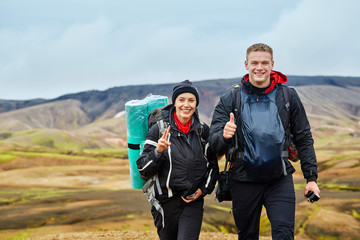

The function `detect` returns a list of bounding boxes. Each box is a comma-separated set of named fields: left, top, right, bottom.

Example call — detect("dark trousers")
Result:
left=230, top=174, right=295, bottom=240
left=151, top=196, right=204, bottom=240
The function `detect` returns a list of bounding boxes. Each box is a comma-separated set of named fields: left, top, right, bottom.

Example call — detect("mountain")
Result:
left=1, top=75, right=360, bottom=122
left=0, top=75, right=359, bottom=152
left=0, top=99, right=90, bottom=132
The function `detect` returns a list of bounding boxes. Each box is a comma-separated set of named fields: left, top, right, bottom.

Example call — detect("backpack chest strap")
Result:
left=232, top=151, right=288, bottom=161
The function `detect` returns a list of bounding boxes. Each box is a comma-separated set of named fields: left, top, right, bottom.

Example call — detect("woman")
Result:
left=137, top=80, right=219, bottom=240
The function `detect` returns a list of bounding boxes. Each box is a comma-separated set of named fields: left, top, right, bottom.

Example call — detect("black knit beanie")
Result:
left=172, top=80, right=199, bottom=107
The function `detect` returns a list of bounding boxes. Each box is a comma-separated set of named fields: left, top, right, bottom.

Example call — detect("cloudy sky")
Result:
left=1, top=0, right=359, bottom=100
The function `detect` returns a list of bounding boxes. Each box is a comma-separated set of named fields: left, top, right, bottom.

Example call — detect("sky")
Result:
left=1, top=0, right=359, bottom=100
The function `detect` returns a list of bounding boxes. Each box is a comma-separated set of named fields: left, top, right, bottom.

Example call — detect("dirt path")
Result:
left=25, top=230, right=272, bottom=240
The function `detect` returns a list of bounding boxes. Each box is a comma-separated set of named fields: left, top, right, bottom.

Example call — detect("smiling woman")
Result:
left=136, top=80, right=219, bottom=239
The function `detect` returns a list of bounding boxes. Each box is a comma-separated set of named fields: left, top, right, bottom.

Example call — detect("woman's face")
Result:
left=174, top=92, right=196, bottom=124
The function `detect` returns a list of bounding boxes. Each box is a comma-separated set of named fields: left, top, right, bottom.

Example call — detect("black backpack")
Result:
left=148, top=106, right=169, bottom=137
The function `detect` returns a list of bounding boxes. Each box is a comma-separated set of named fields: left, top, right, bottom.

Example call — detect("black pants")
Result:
left=151, top=196, right=204, bottom=240
left=230, top=174, right=295, bottom=240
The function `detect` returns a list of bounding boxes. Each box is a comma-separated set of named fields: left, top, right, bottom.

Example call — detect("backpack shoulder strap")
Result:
left=229, top=85, right=241, bottom=156
left=157, top=119, right=169, bottom=139
left=195, top=120, right=204, bottom=136
left=231, top=84, right=241, bottom=112
left=282, top=85, right=291, bottom=112
left=195, top=121, right=207, bottom=153
left=281, top=85, right=292, bottom=128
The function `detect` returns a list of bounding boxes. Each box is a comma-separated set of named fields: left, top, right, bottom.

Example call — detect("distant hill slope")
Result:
left=0, top=99, right=90, bottom=132
left=0, top=75, right=359, bottom=152
left=1, top=75, right=360, bottom=122
left=294, top=85, right=360, bottom=131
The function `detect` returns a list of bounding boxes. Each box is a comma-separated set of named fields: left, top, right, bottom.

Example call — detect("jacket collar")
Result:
left=242, top=70, right=288, bottom=94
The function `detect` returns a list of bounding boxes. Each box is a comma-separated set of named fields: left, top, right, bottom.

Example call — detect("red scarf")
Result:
left=174, top=111, right=192, bottom=136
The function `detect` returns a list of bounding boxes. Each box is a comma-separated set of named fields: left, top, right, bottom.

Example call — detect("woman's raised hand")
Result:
left=157, top=126, right=171, bottom=154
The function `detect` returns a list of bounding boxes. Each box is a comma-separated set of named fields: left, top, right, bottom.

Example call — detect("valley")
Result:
left=0, top=77, right=359, bottom=239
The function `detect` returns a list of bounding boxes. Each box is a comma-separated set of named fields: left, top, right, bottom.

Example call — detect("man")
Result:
left=209, top=43, right=320, bottom=240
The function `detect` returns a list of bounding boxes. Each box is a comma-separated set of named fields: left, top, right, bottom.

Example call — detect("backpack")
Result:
left=231, top=84, right=300, bottom=163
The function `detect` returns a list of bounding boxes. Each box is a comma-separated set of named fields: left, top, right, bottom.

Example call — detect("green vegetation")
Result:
left=0, top=153, right=16, bottom=163
left=0, top=150, right=122, bottom=164
left=314, top=182, right=360, bottom=192
left=218, top=225, right=230, bottom=234
left=30, top=132, right=89, bottom=152
left=142, top=224, right=152, bottom=231
left=0, top=144, right=129, bottom=166
left=83, top=148, right=128, bottom=158
left=352, top=209, right=360, bottom=220
left=201, top=222, right=218, bottom=232
left=0, top=127, right=129, bottom=160
left=315, top=236, right=338, bottom=240
left=0, top=187, right=90, bottom=206
left=297, top=205, right=320, bottom=235
left=207, top=204, right=232, bottom=213
left=0, top=132, right=12, bottom=140
left=6, top=233, right=30, bottom=240
left=259, top=214, right=271, bottom=235
left=121, top=225, right=131, bottom=231
left=0, top=128, right=129, bottom=156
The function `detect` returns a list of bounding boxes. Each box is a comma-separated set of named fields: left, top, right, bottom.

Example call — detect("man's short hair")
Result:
left=246, top=43, right=273, bottom=60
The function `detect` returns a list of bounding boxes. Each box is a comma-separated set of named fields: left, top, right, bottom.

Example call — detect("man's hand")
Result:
left=304, top=181, right=320, bottom=199
left=157, top=126, right=171, bottom=154
left=223, top=112, right=237, bottom=140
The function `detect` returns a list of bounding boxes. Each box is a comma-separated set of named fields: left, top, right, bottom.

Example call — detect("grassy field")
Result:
left=0, top=132, right=359, bottom=240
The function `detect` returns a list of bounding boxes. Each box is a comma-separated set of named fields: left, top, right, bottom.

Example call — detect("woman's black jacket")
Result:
left=136, top=104, right=219, bottom=202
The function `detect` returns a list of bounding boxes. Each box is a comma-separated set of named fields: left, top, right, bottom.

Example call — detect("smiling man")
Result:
left=209, top=43, right=320, bottom=240
left=245, top=46, right=274, bottom=88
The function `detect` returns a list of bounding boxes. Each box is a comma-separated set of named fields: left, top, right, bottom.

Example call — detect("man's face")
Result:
left=245, top=51, right=274, bottom=88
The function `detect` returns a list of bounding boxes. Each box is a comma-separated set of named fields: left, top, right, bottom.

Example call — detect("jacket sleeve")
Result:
left=136, top=124, right=165, bottom=180
left=209, top=90, right=234, bottom=157
left=199, top=124, right=219, bottom=195
left=290, top=88, right=318, bottom=182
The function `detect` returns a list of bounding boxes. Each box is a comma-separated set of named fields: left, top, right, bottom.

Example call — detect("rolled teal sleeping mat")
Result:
left=125, top=94, right=168, bottom=189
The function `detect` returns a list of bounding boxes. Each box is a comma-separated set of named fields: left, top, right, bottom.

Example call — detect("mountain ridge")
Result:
left=1, top=75, right=360, bottom=121
left=0, top=75, right=359, bottom=152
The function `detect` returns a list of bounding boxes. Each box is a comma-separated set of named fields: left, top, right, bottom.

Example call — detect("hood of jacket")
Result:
left=242, top=70, right=288, bottom=94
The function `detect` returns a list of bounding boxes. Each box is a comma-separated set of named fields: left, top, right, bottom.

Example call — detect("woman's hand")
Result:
left=157, top=126, right=171, bottom=154
left=181, top=188, right=203, bottom=203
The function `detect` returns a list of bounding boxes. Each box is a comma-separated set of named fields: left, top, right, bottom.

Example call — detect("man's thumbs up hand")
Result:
left=229, top=112, right=235, bottom=124
left=223, top=112, right=237, bottom=140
